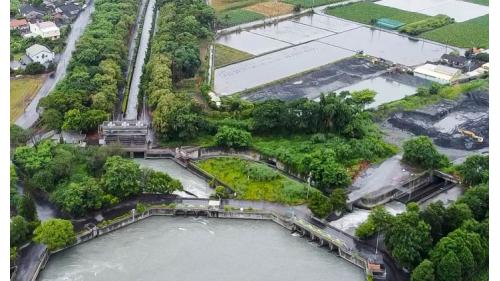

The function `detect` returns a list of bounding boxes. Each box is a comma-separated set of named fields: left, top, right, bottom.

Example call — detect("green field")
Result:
left=326, top=2, right=429, bottom=25
left=281, top=0, right=346, bottom=8
left=215, top=44, right=253, bottom=68
left=212, top=0, right=264, bottom=12
left=10, top=76, right=45, bottom=122
left=217, top=8, right=266, bottom=27
left=197, top=157, right=312, bottom=204
left=419, top=15, right=489, bottom=48
left=464, top=0, right=488, bottom=5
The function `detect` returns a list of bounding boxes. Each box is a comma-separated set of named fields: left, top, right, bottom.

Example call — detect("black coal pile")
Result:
left=389, top=90, right=489, bottom=150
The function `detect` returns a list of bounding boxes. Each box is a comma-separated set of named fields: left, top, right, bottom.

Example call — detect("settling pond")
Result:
left=38, top=217, right=365, bottom=281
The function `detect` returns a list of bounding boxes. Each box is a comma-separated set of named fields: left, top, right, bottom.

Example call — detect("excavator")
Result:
left=458, top=128, right=483, bottom=143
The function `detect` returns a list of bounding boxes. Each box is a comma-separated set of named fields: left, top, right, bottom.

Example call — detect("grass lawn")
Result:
left=10, top=76, right=45, bottom=122
left=282, top=0, right=346, bottom=8
left=419, top=15, right=489, bottom=48
left=217, top=8, right=266, bottom=27
left=197, top=157, right=313, bottom=204
left=215, top=44, right=253, bottom=68
left=375, top=79, right=488, bottom=118
left=326, top=2, right=429, bottom=25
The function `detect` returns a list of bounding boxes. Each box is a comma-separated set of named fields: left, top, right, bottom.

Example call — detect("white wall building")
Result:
left=29, top=21, right=60, bottom=40
left=26, top=44, right=55, bottom=64
left=413, top=64, right=462, bottom=84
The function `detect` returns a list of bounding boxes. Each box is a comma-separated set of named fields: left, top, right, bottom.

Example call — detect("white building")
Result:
left=26, top=44, right=55, bottom=64
left=413, top=64, right=462, bottom=84
left=29, top=21, right=60, bottom=40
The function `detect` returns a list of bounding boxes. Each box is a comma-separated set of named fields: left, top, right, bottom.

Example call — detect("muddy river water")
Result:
left=38, top=217, right=364, bottom=281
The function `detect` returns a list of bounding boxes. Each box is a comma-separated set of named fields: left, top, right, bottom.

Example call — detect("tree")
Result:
left=330, top=188, right=347, bottom=213
left=385, top=210, right=432, bottom=269
left=350, top=89, right=376, bottom=106
left=11, top=164, right=20, bottom=207
left=41, top=109, right=64, bottom=131
left=10, top=124, right=30, bottom=148
left=443, top=203, right=473, bottom=234
left=411, top=259, right=435, bottom=281
left=308, top=191, right=332, bottom=218
left=355, top=206, right=393, bottom=239
left=17, top=195, right=38, bottom=222
left=420, top=201, right=446, bottom=241
left=403, top=136, right=449, bottom=169
left=355, top=219, right=376, bottom=239
left=436, top=251, right=461, bottom=281
left=10, top=216, right=30, bottom=246
left=13, top=141, right=54, bottom=175
left=457, top=155, right=488, bottom=186
left=33, top=219, right=76, bottom=251
left=101, top=156, right=141, bottom=199
left=457, top=184, right=488, bottom=221
left=24, top=62, right=45, bottom=75
left=215, top=126, right=252, bottom=148
left=309, top=159, right=351, bottom=191
left=51, top=179, right=105, bottom=216
left=214, top=186, right=230, bottom=199
left=142, top=169, right=182, bottom=194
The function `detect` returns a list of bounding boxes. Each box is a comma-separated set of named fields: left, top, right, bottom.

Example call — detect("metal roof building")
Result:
left=375, top=18, right=405, bottom=30
left=413, top=64, right=462, bottom=84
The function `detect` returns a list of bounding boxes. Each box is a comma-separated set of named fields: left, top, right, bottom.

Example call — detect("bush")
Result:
left=400, top=15, right=454, bottom=35
left=355, top=219, right=376, bottom=239
left=24, top=62, right=45, bottom=75
left=293, top=4, right=302, bottom=12
left=457, top=155, right=488, bottom=186
left=136, top=203, right=147, bottom=213
left=214, top=185, right=230, bottom=199
left=244, top=163, right=280, bottom=181
left=215, top=126, right=252, bottom=148
left=308, top=190, right=332, bottom=218
left=403, top=136, right=449, bottom=169
left=33, top=219, right=76, bottom=251
left=10, top=216, right=31, bottom=246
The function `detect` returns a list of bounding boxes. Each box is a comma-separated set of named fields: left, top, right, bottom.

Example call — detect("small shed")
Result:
left=375, top=18, right=405, bottom=30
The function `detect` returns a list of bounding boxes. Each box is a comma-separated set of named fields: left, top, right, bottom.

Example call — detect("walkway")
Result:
left=15, top=0, right=96, bottom=129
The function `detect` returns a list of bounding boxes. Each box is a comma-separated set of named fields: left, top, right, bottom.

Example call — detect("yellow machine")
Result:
left=458, top=128, right=483, bottom=143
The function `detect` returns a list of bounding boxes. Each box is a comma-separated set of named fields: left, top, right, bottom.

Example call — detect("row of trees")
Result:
left=143, top=0, right=214, bottom=139
left=12, top=141, right=182, bottom=216
left=39, top=0, right=141, bottom=131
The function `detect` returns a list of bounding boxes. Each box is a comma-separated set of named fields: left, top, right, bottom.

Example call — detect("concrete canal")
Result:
left=38, top=217, right=365, bottom=281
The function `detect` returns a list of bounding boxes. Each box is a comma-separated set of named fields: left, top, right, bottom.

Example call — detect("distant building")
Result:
left=374, top=18, right=405, bottom=30
left=413, top=64, right=462, bottom=84
left=441, top=54, right=468, bottom=68
left=19, top=4, right=45, bottom=21
left=29, top=21, right=60, bottom=39
left=10, top=19, right=29, bottom=31
left=26, top=44, right=55, bottom=64
left=55, top=2, right=81, bottom=21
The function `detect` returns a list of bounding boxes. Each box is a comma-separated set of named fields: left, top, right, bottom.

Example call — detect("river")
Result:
left=38, top=217, right=365, bottom=281
left=124, top=0, right=156, bottom=120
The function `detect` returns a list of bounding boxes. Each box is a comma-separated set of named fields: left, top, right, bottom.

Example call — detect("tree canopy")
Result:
left=403, top=136, right=449, bottom=169
left=33, top=219, right=76, bottom=251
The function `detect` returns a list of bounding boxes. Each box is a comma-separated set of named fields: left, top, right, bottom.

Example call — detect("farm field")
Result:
left=215, top=44, right=253, bottom=68
left=419, top=15, right=489, bottom=48
left=464, top=0, right=488, bottom=5
left=217, top=8, right=266, bottom=27
left=197, top=157, right=312, bottom=204
left=282, top=0, right=346, bottom=8
left=10, top=76, right=44, bottom=122
left=326, top=2, right=429, bottom=25
left=245, top=1, right=294, bottom=17
left=212, top=0, right=264, bottom=11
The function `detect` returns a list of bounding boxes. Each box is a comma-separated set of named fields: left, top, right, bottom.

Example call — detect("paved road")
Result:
left=15, top=0, right=95, bottom=129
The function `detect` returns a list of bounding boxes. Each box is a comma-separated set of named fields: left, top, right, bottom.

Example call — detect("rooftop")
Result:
left=34, top=21, right=59, bottom=31
left=10, top=18, right=28, bottom=28
left=414, top=63, right=462, bottom=81
left=26, top=44, right=52, bottom=57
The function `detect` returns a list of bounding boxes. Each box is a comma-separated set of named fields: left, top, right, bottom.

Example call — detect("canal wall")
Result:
left=33, top=203, right=374, bottom=281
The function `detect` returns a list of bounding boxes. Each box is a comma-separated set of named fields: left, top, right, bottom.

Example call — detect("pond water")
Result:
left=249, top=20, right=334, bottom=45
left=214, top=41, right=354, bottom=95
left=292, top=13, right=361, bottom=33
left=375, top=0, right=488, bottom=22
left=134, top=159, right=211, bottom=198
left=331, top=74, right=430, bottom=109
left=319, top=26, right=451, bottom=66
left=38, top=217, right=365, bottom=281
left=216, top=31, right=291, bottom=55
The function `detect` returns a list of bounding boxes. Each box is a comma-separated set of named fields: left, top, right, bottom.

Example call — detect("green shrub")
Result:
left=403, top=136, right=449, bottom=169
left=244, top=163, right=280, bottom=181
left=136, top=203, right=147, bottom=214
left=215, top=126, right=252, bottom=148
left=33, top=219, right=76, bottom=251
left=400, top=15, right=454, bottom=36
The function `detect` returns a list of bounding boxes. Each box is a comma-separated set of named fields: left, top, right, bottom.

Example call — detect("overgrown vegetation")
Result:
left=420, top=15, right=489, bottom=48
left=402, top=136, right=449, bottom=170
left=39, top=0, right=141, bottom=131
left=197, top=157, right=312, bottom=204
left=216, top=8, right=265, bottom=27
left=33, top=219, right=76, bottom=251
left=10, top=76, right=45, bottom=121
left=214, top=43, right=253, bottom=67
left=400, top=15, right=454, bottom=36
left=12, top=141, right=183, bottom=217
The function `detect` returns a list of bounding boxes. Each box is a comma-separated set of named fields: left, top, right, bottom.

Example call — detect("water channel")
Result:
left=124, top=0, right=156, bottom=120
left=38, top=217, right=365, bottom=281
left=134, top=159, right=211, bottom=198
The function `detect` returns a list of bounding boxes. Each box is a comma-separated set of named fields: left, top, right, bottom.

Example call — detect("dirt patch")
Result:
left=244, top=1, right=294, bottom=17
left=388, top=90, right=489, bottom=150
